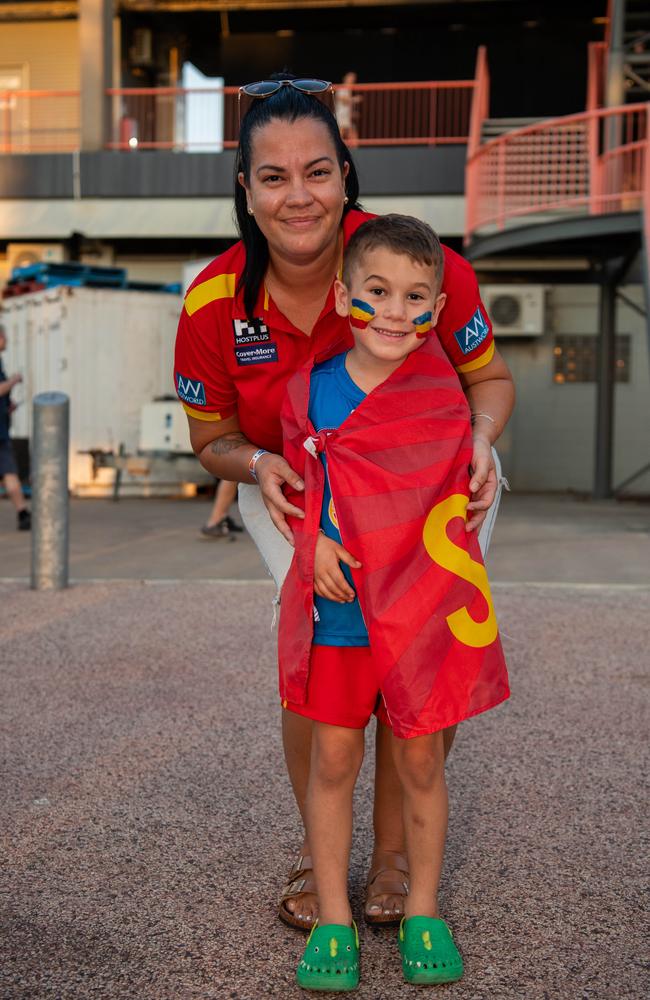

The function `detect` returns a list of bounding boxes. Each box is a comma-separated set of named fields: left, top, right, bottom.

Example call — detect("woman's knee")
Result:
left=392, top=733, right=445, bottom=793
left=311, top=726, right=364, bottom=787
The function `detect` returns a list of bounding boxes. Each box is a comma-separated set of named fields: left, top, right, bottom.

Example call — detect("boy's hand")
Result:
left=255, top=452, right=304, bottom=546
left=314, top=532, right=362, bottom=603
left=466, top=434, right=497, bottom=531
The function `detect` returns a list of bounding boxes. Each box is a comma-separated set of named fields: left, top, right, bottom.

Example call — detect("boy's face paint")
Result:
left=349, top=298, right=375, bottom=330
left=413, top=310, right=433, bottom=339
left=334, top=249, right=446, bottom=371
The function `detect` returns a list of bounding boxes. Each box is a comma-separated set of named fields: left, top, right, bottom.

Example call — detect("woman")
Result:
left=174, top=77, right=515, bottom=930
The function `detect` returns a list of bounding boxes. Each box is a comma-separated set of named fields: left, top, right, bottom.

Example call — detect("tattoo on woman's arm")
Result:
left=211, top=432, right=250, bottom=456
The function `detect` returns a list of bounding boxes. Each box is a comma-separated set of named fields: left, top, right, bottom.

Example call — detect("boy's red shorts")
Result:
left=283, top=644, right=391, bottom=730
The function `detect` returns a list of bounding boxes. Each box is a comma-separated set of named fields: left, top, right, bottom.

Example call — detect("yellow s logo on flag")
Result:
left=422, top=494, right=497, bottom=648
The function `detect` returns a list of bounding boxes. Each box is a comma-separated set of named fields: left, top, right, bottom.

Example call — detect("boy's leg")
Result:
left=306, top=721, right=365, bottom=926
left=391, top=730, right=447, bottom=919
left=366, top=720, right=457, bottom=919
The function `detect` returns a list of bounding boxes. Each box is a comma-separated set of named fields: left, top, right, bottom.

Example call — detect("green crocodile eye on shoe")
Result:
left=398, top=915, right=464, bottom=985
left=296, top=920, right=360, bottom=992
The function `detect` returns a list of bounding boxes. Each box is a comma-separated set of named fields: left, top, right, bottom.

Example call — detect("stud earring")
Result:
left=247, top=205, right=254, bottom=215
left=344, top=195, right=349, bottom=205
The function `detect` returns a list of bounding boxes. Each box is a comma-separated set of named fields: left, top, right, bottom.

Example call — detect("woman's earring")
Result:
left=344, top=195, right=349, bottom=205
left=247, top=205, right=254, bottom=215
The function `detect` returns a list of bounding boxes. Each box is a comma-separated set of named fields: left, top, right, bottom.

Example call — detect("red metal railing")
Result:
left=105, top=81, right=475, bottom=150
left=465, top=103, right=650, bottom=247
left=586, top=41, right=607, bottom=112
left=0, top=89, right=79, bottom=153
left=0, top=82, right=476, bottom=153
left=467, top=46, right=489, bottom=161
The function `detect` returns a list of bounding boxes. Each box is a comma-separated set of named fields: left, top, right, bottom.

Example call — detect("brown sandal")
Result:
left=365, top=850, right=410, bottom=926
left=278, top=854, right=318, bottom=931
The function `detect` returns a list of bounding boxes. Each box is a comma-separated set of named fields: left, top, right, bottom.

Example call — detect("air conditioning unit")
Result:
left=7, top=243, right=66, bottom=272
left=481, top=285, right=546, bottom=337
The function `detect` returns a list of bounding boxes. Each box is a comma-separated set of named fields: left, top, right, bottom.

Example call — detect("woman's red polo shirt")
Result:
left=174, top=210, right=495, bottom=456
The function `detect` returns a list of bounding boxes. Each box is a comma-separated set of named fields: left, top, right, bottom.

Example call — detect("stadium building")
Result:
left=0, top=0, right=648, bottom=496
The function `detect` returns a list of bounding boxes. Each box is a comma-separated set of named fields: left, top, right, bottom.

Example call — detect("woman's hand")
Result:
left=466, top=434, right=498, bottom=532
left=314, top=532, right=362, bottom=603
left=255, top=452, right=305, bottom=545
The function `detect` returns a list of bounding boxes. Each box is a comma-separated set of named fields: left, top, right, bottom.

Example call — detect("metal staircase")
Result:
left=480, top=118, right=551, bottom=142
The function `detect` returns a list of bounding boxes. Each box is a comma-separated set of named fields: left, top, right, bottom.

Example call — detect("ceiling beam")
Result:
left=0, top=2, right=76, bottom=20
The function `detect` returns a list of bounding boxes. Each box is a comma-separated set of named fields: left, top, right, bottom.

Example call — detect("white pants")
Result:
left=239, top=448, right=507, bottom=596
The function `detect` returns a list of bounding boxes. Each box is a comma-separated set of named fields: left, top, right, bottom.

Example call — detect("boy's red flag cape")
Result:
left=279, top=335, right=509, bottom=738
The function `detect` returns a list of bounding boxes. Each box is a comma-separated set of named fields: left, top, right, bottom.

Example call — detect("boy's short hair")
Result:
left=343, top=214, right=444, bottom=294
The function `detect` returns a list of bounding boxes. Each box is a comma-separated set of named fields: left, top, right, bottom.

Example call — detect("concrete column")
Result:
left=31, top=393, right=70, bottom=591
left=605, top=0, right=626, bottom=109
left=79, top=0, right=113, bottom=151
left=594, top=271, right=616, bottom=499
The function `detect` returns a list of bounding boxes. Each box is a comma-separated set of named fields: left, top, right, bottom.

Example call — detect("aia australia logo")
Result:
left=453, top=307, right=489, bottom=355
left=176, top=373, right=206, bottom=406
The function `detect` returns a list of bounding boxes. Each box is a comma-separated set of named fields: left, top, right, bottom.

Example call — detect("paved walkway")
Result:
left=2, top=493, right=650, bottom=585
left=1, top=495, right=648, bottom=999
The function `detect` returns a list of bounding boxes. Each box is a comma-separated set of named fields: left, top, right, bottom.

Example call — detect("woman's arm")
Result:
left=186, top=412, right=305, bottom=544
left=458, top=348, right=515, bottom=531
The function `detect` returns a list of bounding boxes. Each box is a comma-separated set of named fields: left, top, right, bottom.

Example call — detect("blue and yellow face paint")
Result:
left=413, top=310, right=433, bottom=339
left=349, top=298, right=375, bottom=330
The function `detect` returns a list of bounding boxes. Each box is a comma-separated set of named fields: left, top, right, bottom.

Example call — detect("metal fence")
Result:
left=0, top=90, right=79, bottom=153
left=465, top=103, right=650, bottom=243
left=0, top=82, right=475, bottom=153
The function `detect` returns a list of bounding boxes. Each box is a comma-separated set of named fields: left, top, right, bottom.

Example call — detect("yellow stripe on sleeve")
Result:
left=184, top=273, right=237, bottom=317
left=456, top=340, right=495, bottom=374
left=182, top=403, right=223, bottom=422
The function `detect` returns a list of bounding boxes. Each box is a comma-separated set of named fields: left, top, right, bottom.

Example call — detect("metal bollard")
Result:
left=31, top=392, right=70, bottom=591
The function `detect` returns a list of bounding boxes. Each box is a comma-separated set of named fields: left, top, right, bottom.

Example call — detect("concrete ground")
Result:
left=1, top=492, right=650, bottom=584
left=1, top=494, right=649, bottom=999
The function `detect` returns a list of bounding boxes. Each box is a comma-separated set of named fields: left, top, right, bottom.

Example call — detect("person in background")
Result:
left=0, top=325, right=30, bottom=531
left=335, top=72, right=362, bottom=145
left=201, top=479, right=244, bottom=539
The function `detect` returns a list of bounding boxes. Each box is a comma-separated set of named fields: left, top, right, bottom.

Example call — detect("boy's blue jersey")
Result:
left=308, top=352, right=369, bottom=647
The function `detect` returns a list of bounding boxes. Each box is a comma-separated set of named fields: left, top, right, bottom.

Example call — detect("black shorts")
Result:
left=0, top=439, right=18, bottom=477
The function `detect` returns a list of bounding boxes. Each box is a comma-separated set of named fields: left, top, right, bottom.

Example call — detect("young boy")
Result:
left=279, top=215, right=509, bottom=991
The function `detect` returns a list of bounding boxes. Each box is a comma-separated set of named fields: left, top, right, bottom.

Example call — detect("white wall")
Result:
left=0, top=20, right=79, bottom=90
left=1, top=285, right=184, bottom=495
left=496, top=285, right=650, bottom=495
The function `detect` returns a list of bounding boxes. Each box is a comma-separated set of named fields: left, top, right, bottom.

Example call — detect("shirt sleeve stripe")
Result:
left=456, top=340, right=495, bottom=374
left=182, top=403, right=223, bottom=422
left=184, top=273, right=237, bottom=317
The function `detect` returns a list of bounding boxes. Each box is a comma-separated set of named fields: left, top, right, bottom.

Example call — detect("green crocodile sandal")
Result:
left=296, top=920, right=360, bottom=992
left=398, top=915, right=464, bottom=985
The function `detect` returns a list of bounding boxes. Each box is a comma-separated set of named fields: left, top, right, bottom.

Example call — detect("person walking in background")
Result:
left=200, top=479, right=244, bottom=539
left=0, top=325, right=30, bottom=531
left=335, top=72, right=362, bottom=145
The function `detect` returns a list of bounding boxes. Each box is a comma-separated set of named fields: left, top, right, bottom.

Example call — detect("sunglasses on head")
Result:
left=238, top=78, right=334, bottom=122
left=240, top=78, right=332, bottom=98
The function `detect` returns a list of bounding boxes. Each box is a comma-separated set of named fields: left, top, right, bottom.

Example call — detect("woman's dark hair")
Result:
left=234, top=75, right=362, bottom=319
